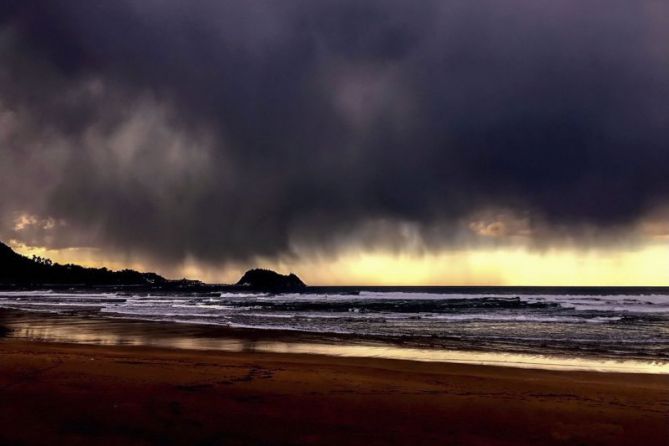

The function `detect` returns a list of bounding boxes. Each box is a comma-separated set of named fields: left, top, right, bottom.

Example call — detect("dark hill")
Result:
left=0, top=241, right=166, bottom=286
left=236, top=268, right=306, bottom=292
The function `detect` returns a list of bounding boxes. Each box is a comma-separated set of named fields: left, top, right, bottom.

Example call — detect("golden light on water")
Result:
left=7, top=319, right=668, bottom=374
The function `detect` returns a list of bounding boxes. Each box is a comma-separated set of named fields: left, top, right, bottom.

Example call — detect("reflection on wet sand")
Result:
left=2, top=310, right=668, bottom=374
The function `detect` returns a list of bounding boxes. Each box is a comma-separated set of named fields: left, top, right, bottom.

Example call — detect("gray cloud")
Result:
left=1, top=0, right=668, bottom=268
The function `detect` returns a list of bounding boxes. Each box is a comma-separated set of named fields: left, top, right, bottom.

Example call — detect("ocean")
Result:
left=1, top=287, right=668, bottom=367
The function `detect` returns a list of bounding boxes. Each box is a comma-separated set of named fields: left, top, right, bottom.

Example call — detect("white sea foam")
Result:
left=1, top=289, right=668, bottom=363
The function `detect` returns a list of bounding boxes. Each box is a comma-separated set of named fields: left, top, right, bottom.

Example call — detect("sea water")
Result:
left=1, top=287, right=668, bottom=370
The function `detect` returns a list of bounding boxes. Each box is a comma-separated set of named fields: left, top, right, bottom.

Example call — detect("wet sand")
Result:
left=2, top=309, right=667, bottom=373
left=1, top=336, right=668, bottom=445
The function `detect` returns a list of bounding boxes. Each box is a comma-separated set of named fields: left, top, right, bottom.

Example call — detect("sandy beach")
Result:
left=3, top=1, right=669, bottom=444
left=1, top=335, right=668, bottom=446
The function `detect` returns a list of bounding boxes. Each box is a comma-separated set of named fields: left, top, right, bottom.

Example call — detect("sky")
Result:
left=1, top=1, right=668, bottom=285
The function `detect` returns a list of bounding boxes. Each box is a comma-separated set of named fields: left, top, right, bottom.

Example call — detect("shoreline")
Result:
left=1, top=337, right=668, bottom=445
left=2, top=309, right=669, bottom=444
left=2, top=308, right=668, bottom=374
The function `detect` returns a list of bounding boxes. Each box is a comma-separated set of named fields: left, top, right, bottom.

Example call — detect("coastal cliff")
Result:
left=0, top=241, right=166, bottom=286
left=1, top=241, right=306, bottom=292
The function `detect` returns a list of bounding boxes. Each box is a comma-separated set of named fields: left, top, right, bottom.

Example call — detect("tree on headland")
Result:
left=31, top=255, right=53, bottom=267
left=1, top=241, right=167, bottom=286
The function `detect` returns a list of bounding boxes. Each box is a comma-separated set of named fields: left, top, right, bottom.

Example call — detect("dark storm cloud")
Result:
left=1, top=0, right=668, bottom=265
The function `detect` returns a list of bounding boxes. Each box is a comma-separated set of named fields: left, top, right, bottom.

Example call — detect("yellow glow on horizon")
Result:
left=10, top=239, right=669, bottom=286
left=279, top=245, right=669, bottom=286
left=9, top=241, right=149, bottom=274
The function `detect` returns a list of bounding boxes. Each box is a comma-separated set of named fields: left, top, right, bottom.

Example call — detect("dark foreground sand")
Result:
left=1, top=339, right=668, bottom=446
